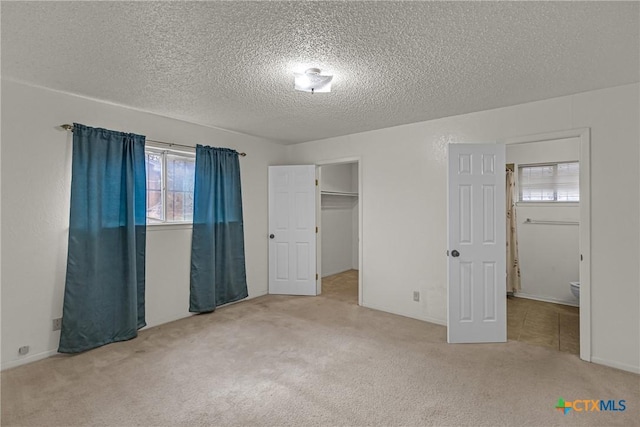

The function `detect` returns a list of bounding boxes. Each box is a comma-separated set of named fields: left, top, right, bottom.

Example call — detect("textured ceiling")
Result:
left=2, top=1, right=639, bottom=144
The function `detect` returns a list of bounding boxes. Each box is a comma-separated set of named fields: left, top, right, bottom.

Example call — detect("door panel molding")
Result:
left=448, top=143, right=506, bottom=343
left=268, top=165, right=317, bottom=296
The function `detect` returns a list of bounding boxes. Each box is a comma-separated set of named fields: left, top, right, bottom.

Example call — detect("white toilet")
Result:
left=570, top=281, right=580, bottom=300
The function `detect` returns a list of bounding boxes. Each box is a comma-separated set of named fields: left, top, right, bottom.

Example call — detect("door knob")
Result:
left=451, top=250, right=460, bottom=257
left=269, top=234, right=275, bottom=239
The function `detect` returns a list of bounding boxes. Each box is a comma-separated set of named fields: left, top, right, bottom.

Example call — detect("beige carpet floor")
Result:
left=2, top=270, right=639, bottom=426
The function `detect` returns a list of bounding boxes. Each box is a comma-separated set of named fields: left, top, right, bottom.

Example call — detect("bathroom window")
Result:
left=518, top=162, right=579, bottom=202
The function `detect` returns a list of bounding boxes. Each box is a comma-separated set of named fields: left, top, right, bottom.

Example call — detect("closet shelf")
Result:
left=321, top=191, right=358, bottom=197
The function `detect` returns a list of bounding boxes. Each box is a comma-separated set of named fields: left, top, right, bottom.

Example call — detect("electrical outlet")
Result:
left=18, top=345, right=29, bottom=355
left=413, top=291, right=420, bottom=302
left=52, top=318, right=62, bottom=331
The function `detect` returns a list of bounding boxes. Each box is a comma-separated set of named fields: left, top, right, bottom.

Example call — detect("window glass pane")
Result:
left=518, top=162, right=579, bottom=202
left=145, top=152, right=163, bottom=222
left=166, top=154, right=195, bottom=222
left=144, top=149, right=196, bottom=224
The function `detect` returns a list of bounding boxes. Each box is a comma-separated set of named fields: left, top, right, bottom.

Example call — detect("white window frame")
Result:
left=145, top=146, right=196, bottom=226
left=517, top=161, right=580, bottom=204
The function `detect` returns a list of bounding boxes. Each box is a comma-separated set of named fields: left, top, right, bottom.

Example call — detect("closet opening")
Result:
left=316, top=159, right=361, bottom=305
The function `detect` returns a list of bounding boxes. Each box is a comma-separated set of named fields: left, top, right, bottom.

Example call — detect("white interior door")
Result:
left=268, top=165, right=317, bottom=295
left=447, top=144, right=506, bottom=343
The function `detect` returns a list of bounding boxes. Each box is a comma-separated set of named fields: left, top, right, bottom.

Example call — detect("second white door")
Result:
left=268, top=165, right=317, bottom=295
left=447, top=143, right=506, bottom=343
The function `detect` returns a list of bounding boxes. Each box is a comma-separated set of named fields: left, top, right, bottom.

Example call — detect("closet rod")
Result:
left=524, top=218, right=579, bottom=225
left=60, top=124, right=246, bottom=157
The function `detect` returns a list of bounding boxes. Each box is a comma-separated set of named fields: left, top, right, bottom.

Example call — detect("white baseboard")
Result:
left=144, top=289, right=269, bottom=329
left=2, top=291, right=270, bottom=372
left=1, top=349, right=58, bottom=371
left=591, top=357, right=640, bottom=374
left=361, top=302, right=447, bottom=326
left=514, top=292, right=579, bottom=307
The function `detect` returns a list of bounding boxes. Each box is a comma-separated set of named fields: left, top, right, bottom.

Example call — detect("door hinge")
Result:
left=316, top=226, right=318, bottom=233
left=315, top=179, right=318, bottom=186
left=316, top=273, right=318, bottom=280
left=580, top=254, right=583, bottom=261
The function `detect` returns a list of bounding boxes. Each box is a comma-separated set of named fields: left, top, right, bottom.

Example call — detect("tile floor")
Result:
left=508, top=296, right=580, bottom=354
left=322, top=270, right=580, bottom=355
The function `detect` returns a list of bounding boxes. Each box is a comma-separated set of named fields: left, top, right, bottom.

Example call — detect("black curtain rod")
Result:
left=60, top=124, right=247, bottom=157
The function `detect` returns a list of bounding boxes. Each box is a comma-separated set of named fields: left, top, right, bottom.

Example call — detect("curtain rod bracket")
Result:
left=60, top=124, right=247, bottom=156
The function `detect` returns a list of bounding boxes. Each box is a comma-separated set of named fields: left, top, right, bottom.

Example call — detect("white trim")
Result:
left=145, top=144, right=196, bottom=156
left=316, top=166, right=322, bottom=295
left=2, top=292, right=270, bottom=372
left=578, top=129, right=591, bottom=363
left=147, top=223, right=193, bottom=231
left=315, top=157, right=363, bottom=306
left=1, top=349, right=59, bottom=371
left=320, top=191, right=358, bottom=197
left=363, top=302, right=447, bottom=326
left=358, top=160, right=362, bottom=307
left=590, top=357, right=640, bottom=375
left=513, top=293, right=579, bottom=308
left=503, top=128, right=591, bottom=363
left=502, top=129, right=587, bottom=145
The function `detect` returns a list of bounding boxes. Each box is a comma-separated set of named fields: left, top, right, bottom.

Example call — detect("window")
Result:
left=145, top=148, right=195, bottom=223
left=518, top=162, right=579, bottom=202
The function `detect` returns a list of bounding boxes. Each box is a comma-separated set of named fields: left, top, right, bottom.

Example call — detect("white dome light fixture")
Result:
left=294, top=68, right=333, bottom=94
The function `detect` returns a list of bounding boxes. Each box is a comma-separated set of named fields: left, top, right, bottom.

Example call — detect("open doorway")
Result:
left=504, top=129, right=591, bottom=360
left=316, top=160, right=361, bottom=305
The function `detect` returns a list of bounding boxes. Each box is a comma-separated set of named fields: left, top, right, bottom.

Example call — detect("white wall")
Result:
left=0, top=79, right=288, bottom=369
left=321, top=208, right=354, bottom=277
left=320, top=163, right=355, bottom=193
left=572, top=85, right=640, bottom=373
left=320, top=163, right=358, bottom=276
left=506, top=138, right=580, bottom=306
left=288, top=83, right=640, bottom=373
left=2, top=80, right=638, bottom=374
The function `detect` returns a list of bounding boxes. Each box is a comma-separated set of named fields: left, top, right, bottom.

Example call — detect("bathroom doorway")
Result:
left=507, top=298, right=579, bottom=353
left=503, top=129, right=591, bottom=360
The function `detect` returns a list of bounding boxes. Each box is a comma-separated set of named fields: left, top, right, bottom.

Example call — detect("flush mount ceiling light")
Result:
left=294, top=68, right=333, bottom=94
